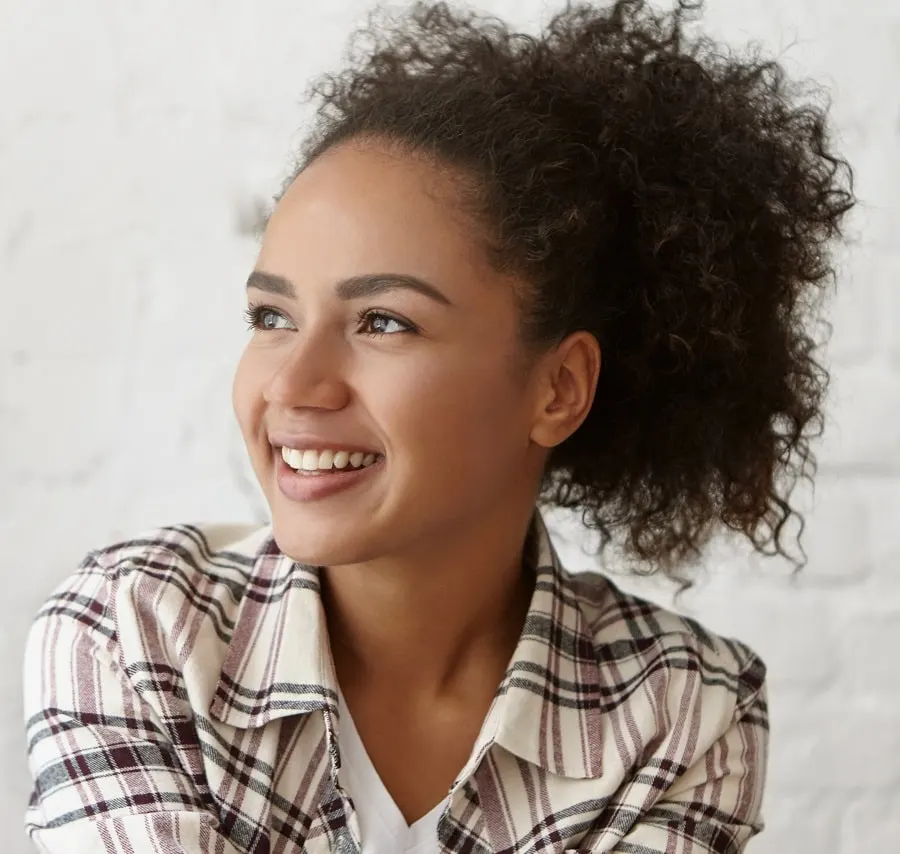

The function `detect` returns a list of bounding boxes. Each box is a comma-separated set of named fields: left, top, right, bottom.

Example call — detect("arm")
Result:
left=23, top=556, right=245, bottom=854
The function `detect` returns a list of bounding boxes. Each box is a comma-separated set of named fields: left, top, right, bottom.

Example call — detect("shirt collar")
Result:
left=209, top=507, right=605, bottom=780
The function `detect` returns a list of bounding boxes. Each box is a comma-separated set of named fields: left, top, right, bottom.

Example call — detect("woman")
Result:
left=23, top=1, right=854, bottom=852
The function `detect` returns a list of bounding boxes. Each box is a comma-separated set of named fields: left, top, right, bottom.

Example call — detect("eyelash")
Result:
left=242, top=302, right=416, bottom=337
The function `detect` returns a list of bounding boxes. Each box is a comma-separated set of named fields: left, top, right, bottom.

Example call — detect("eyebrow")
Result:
left=246, top=270, right=452, bottom=306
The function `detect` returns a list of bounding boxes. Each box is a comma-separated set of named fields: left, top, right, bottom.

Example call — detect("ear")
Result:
left=529, top=330, right=601, bottom=449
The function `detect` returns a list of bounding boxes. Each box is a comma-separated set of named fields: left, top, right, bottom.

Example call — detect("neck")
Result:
left=320, top=503, right=538, bottom=703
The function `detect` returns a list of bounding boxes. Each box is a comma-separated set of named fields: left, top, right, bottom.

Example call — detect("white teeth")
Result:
left=281, top=446, right=379, bottom=472
left=282, top=447, right=302, bottom=468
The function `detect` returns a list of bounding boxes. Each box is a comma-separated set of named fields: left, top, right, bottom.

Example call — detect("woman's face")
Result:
left=232, top=140, right=549, bottom=566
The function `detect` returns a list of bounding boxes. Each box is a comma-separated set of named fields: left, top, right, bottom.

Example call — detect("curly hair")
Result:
left=276, top=0, right=856, bottom=582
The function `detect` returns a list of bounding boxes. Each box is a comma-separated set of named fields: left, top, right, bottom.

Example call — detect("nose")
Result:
left=263, top=327, right=350, bottom=411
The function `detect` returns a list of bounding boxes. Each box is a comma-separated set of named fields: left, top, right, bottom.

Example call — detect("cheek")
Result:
left=232, top=349, right=261, bottom=433
left=384, top=356, right=526, bottom=457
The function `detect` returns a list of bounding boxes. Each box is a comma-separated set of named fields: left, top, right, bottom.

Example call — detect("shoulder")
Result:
left=35, top=520, right=273, bottom=614
left=564, top=567, right=767, bottom=720
left=89, top=520, right=273, bottom=632
left=31, top=521, right=274, bottom=662
left=26, top=522, right=279, bottom=716
left=87, top=521, right=269, bottom=581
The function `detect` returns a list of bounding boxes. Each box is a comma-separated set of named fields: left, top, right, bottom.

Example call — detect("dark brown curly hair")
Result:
left=275, top=0, right=856, bottom=582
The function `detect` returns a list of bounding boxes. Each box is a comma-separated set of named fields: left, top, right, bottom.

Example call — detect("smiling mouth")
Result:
left=273, top=446, right=385, bottom=501
left=274, top=445, right=384, bottom=475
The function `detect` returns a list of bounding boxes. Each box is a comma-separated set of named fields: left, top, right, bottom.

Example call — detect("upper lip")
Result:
left=268, top=431, right=382, bottom=455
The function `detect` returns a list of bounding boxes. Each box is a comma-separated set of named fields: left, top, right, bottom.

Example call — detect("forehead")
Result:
left=259, top=141, right=490, bottom=287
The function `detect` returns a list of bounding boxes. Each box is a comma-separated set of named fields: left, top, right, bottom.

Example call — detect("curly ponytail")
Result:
left=280, top=0, right=856, bottom=581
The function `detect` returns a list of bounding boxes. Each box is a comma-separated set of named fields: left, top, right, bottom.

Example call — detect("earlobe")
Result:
left=529, top=381, right=576, bottom=449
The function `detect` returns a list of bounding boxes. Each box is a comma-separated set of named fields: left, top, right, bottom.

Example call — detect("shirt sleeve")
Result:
left=608, top=657, right=769, bottom=854
left=23, top=554, right=245, bottom=854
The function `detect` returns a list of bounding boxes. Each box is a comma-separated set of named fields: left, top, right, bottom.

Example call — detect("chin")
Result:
left=269, top=514, right=371, bottom=568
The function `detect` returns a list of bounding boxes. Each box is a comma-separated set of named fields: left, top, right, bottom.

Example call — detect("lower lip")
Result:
left=274, top=450, right=384, bottom=502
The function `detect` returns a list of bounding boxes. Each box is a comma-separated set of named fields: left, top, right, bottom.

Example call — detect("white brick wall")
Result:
left=1, top=1, right=896, bottom=851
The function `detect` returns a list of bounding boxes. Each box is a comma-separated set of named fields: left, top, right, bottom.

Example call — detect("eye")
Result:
left=243, top=303, right=293, bottom=331
left=356, top=309, right=417, bottom=337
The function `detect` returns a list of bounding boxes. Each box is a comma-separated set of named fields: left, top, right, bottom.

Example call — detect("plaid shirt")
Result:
left=24, top=509, right=768, bottom=854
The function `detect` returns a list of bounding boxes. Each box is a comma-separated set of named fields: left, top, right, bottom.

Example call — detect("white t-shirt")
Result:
left=337, top=688, right=450, bottom=854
